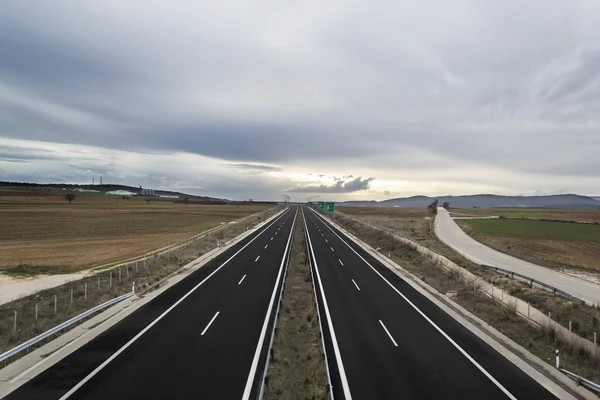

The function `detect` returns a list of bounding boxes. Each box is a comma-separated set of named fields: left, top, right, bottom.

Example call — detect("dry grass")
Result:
left=0, top=198, right=268, bottom=272
left=452, top=207, right=600, bottom=223
left=0, top=206, right=280, bottom=367
left=330, top=211, right=600, bottom=384
left=263, top=211, right=329, bottom=400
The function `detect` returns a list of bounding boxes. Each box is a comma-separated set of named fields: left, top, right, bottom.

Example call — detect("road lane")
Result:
left=435, top=207, right=600, bottom=305
left=303, top=207, right=559, bottom=400
left=6, top=207, right=297, bottom=400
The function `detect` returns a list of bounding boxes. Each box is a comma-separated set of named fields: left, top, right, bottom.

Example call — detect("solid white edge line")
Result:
left=303, top=210, right=353, bottom=399
left=238, top=275, right=247, bottom=285
left=309, top=208, right=518, bottom=400
left=201, top=311, right=220, bottom=335
left=241, top=208, right=297, bottom=400
left=255, top=255, right=261, bottom=262
left=339, top=259, right=344, bottom=266
left=58, top=208, right=290, bottom=400
left=379, top=320, right=398, bottom=346
left=352, top=279, right=360, bottom=291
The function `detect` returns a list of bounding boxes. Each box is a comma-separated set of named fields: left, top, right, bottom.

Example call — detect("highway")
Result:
left=303, top=207, right=559, bottom=399
left=5, top=207, right=297, bottom=400
left=435, top=207, right=600, bottom=305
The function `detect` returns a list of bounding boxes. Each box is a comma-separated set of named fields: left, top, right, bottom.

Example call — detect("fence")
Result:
left=0, top=288, right=135, bottom=364
left=480, top=264, right=585, bottom=304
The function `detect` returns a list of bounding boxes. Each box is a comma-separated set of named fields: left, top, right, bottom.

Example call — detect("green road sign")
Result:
left=318, top=201, right=325, bottom=209
left=307, top=202, right=313, bottom=206
left=326, top=202, right=335, bottom=212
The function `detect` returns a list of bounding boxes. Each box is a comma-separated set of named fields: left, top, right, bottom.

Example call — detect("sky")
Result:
left=1, top=1, right=599, bottom=201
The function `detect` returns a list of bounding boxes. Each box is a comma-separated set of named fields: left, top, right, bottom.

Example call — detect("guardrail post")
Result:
left=35, top=303, right=38, bottom=321
left=569, top=321, right=572, bottom=346
left=135, top=262, right=139, bottom=274
left=70, top=289, right=73, bottom=304
left=119, top=268, right=121, bottom=283
left=98, top=277, right=100, bottom=289
left=126, top=266, right=129, bottom=279
left=491, top=285, right=494, bottom=302
left=527, top=303, right=530, bottom=322
left=109, top=271, right=112, bottom=288
left=548, top=312, right=551, bottom=328
left=13, top=311, right=17, bottom=333
left=132, top=282, right=135, bottom=293
left=555, top=350, right=560, bottom=369
left=594, top=333, right=597, bottom=356
left=85, top=283, right=88, bottom=300
left=54, top=295, right=57, bottom=315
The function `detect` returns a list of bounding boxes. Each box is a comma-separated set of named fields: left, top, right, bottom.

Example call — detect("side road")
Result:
left=435, top=207, right=600, bottom=306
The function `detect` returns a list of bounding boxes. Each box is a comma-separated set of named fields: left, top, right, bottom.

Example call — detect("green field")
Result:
left=452, top=207, right=600, bottom=223
left=458, top=218, right=600, bottom=241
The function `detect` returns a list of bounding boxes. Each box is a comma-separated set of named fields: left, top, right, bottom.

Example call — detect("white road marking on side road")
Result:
left=238, top=275, right=247, bottom=285
left=255, top=255, right=260, bottom=262
left=302, top=209, right=353, bottom=399
left=309, top=208, right=518, bottom=400
left=379, top=320, right=397, bottom=346
left=201, top=312, right=220, bottom=335
left=242, top=209, right=298, bottom=400
left=58, top=208, right=289, bottom=400
left=339, top=259, right=344, bottom=266
left=352, top=279, right=360, bottom=291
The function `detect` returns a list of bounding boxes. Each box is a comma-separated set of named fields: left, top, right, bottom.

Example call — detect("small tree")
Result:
left=443, top=201, right=450, bottom=210
left=427, top=199, right=439, bottom=215
left=183, top=197, right=189, bottom=205
left=65, top=193, right=76, bottom=204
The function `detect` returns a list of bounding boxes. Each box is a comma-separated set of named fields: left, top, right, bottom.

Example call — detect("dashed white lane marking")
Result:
left=379, top=320, right=397, bottom=346
left=339, top=259, right=344, bottom=266
left=238, top=275, right=247, bottom=285
left=325, top=239, right=328, bottom=242
left=330, top=247, right=334, bottom=252
left=201, top=312, right=220, bottom=336
left=255, top=255, right=261, bottom=262
left=352, top=279, right=360, bottom=291
left=265, top=244, right=268, bottom=249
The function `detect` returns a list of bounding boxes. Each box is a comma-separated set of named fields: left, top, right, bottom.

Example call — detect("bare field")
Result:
left=0, top=198, right=268, bottom=273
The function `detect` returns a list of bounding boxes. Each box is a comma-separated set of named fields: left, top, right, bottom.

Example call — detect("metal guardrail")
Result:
left=0, top=288, right=135, bottom=363
left=480, top=264, right=585, bottom=304
left=560, top=368, right=600, bottom=393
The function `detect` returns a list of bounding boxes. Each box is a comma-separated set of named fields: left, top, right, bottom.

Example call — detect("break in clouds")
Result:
left=1, top=0, right=599, bottom=200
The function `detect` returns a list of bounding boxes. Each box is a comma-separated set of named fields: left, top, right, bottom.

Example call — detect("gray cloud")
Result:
left=1, top=0, right=600, bottom=199
left=227, top=163, right=282, bottom=172
left=286, top=177, right=375, bottom=193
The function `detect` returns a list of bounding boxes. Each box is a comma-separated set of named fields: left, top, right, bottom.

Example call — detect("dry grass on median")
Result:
left=263, top=211, right=329, bottom=400
left=328, top=211, right=600, bottom=385
left=0, top=207, right=280, bottom=367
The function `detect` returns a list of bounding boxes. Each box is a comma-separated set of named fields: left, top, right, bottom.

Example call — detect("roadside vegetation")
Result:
left=263, top=211, right=328, bottom=400
left=0, top=207, right=279, bottom=367
left=331, top=209, right=600, bottom=384
left=0, top=196, right=268, bottom=273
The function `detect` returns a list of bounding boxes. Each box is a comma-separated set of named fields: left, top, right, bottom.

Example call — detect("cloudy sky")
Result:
left=1, top=1, right=599, bottom=201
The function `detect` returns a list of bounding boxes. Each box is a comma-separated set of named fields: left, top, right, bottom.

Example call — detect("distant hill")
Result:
left=340, top=194, right=600, bottom=209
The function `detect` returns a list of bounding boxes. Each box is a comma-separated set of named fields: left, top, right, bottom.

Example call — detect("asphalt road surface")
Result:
left=435, top=207, right=600, bottom=305
left=303, top=207, right=559, bottom=400
left=5, top=207, right=297, bottom=400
